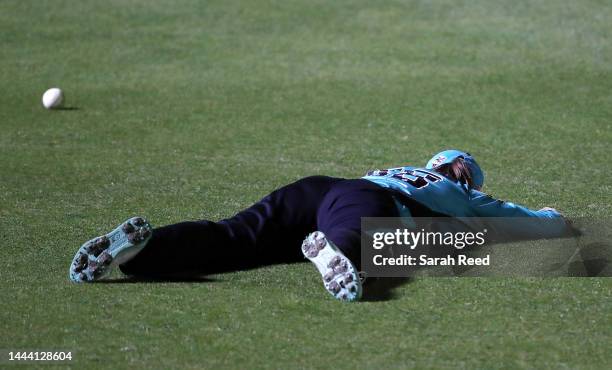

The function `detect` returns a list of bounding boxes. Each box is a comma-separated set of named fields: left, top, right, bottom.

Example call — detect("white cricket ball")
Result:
left=42, top=87, right=64, bottom=109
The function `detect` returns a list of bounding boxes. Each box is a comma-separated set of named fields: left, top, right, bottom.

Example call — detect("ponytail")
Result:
left=433, top=157, right=477, bottom=189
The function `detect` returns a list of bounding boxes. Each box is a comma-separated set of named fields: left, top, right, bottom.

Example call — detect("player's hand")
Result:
left=540, top=207, right=581, bottom=236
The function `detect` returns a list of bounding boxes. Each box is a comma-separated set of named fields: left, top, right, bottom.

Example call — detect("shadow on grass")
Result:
left=578, top=242, right=612, bottom=276
left=96, top=273, right=412, bottom=302
left=52, top=106, right=79, bottom=111
left=544, top=242, right=611, bottom=277
left=361, top=277, right=412, bottom=302
left=95, top=275, right=218, bottom=284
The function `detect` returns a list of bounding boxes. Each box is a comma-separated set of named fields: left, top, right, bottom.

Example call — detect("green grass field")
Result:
left=1, top=0, right=611, bottom=368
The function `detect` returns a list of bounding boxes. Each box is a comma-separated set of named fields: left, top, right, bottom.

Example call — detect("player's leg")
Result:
left=301, top=179, right=400, bottom=301
left=69, top=176, right=341, bottom=282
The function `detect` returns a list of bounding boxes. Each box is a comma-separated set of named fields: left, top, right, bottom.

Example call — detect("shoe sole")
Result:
left=69, top=217, right=152, bottom=283
left=301, top=231, right=362, bottom=302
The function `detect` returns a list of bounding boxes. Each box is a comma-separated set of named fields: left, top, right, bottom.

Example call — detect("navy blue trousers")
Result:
left=120, top=176, right=399, bottom=276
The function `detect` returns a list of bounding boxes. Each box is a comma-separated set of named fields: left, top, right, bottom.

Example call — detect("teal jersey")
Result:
left=362, top=166, right=568, bottom=238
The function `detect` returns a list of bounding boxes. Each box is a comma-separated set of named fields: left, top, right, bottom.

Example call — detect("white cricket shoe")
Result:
left=69, top=217, right=152, bottom=282
left=301, top=231, right=362, bottom=302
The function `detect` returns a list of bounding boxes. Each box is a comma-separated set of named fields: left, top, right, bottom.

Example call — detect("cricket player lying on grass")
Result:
left=69, top=150, right=571, bottom=301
